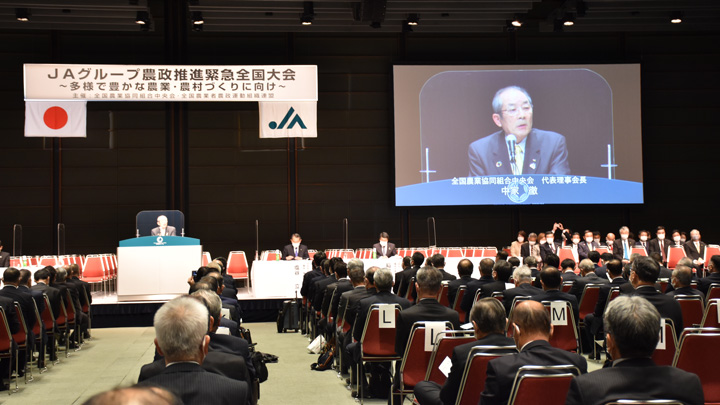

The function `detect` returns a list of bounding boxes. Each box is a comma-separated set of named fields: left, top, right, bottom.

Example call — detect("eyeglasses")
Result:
left=501, top=104, right=533, bottom=117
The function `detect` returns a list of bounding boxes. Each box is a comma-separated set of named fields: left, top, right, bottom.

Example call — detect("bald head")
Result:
left=510, top=300, right=551, bottom=338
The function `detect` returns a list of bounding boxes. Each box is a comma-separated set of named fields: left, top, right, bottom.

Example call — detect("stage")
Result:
left=90, top=286, right=289, bottom=328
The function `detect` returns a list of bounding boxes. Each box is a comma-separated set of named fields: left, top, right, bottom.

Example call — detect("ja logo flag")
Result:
left=259, top=101, right=317, bottom=138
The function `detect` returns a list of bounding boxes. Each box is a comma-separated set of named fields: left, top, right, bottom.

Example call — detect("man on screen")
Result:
left=468, top=86, right=570, bottom=176
left=151, top=215, right=176, bottom=236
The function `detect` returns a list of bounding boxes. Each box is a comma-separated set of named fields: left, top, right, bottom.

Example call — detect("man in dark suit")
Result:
left=0, top=241, right=8, bottom=268
left=137, top=296, right=248, bottom=405
left=502, top=265, right=542, bottom=315
left=447, top=259, right=474, bottom=307
left=578, top=230, right=600, bottom=261
left=539, top=231, right=562, bottom=262
left=468, top=86, right=569, bottom=177
left=629, top=256, right=684, bottom=338
left=396, top=252, right=424, bottom=298
left=479, top=260, right=513, bottom=299
left=395, top=267, right=461, bottom=358
left=337, top=266, right=376, bottom=374
left=139, top=350, right=250, bottom=385
left=372, top=232, right=397, bottom=258
left=430, top=254, right=457, bottom=282
left=480, top=300, right=587, bottom=405
left=150, top=215, right=176, bottom=236
left=31, top=267, right=61, bottom=322
left=0, top=268, right=37, bottom=353
left=191, top=290, right=255, bottom=379
left=635, top=229, right=651, bottom=252
left=282, top=233, right=309, bottom=260
left=667, top=265, right=705, bottom=301
left=414, top=298, right=515, bottom=405
left=460, top=258, right=496, bottom=316
left=595, top=253, right=614, bottom=280
left=322, top=261, right=353, bottom=320
left=560, top=258, right=580, bottom=284
left=530, top=266, right=579, bottom=323
left=648, top=226, right=669, bottom=264
left=312, top=258, right=341, bottom=312
left=613, top=226, right=635, bottom=263
left=684, top=229, right=707, bottom=272
left=67, top=263, right=92, bottom=305
left=648, top=253, right=672, bottom=279
left=566, top=296, right=703, bottom=405
left=568, top=259, right=609, bottom=303
left=300, top=251, right=326, bottom=299
left=696, top=254, right=720, bottom=296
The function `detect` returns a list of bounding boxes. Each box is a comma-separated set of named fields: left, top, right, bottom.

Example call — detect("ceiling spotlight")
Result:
left=563, top=14, right=575, bottom=26
left=15, top=8, right=30, bottom=22
left=135, top=11, right=149, bottom=25
left=670, top=11, right=683, bottom=24
left=191, top=11, right=204, bottom=25
left=511, top=14, right=523, bottom=27
left=301, top=1, right=314, bottom=25
left=406, top=13, right=419, bottom=26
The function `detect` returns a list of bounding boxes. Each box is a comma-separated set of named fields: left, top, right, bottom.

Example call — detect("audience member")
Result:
left=629, top=256, right=683, bottom=338
left=430, top=254, right=456, bottom=281
left=460, top=258, right=495, bottom=315
left=479, top=260, right=513, bottom=300
left=560, top=259, right=579, bottom=283
left=568, top=259, right=609, bottom=302
left=501, top=266, right=542, bottom=315
left=666, top=265, right=705, bottom=300
left=697, top=255, right=720, bottom=296
left=396, top=252, right=424, bottom=298
left=83, top=386, right=182, bottom=405
left=530, top=266, right=579, bottom=322
left=447, top=259, right=474, bottom=307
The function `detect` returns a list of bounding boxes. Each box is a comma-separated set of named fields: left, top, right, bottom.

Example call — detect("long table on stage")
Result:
left=248, top=256, right=490, bottom=299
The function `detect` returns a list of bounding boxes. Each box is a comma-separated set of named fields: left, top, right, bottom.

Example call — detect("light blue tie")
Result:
left=623, top=240, right=629, bottom=260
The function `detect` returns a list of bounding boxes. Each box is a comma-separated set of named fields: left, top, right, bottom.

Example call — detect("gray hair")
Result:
left=374, top=268, right=393, bottom=291
left=604, top=296, right=661, bottom=358
left=154, top=296, right=208, bottom=360
left=672, top=265, right=693, bottom=287
left=416, top=266, right=443, bottom=294
left=56, top=267, right=68, bottom=282
left=347, top=259, right=365, bottom=272
left=578, top=259, right=595, bottom=273
left=191, top=289, right=222, bottom=327
left=619, top=226, right=629, bottom=233
left=492, top=86, right=533, bottom=114
left=677, top=257, right=694, bottom=268
left=512, top=265, right=532, bottom=282
left=524, top=255, right=537, bottom=267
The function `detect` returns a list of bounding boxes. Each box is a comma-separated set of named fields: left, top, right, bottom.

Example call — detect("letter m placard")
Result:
left=550, top=301, right=568, bottom=326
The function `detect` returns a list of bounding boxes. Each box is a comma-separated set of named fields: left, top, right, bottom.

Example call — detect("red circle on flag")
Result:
left=43, top=106, right=69, bottom=130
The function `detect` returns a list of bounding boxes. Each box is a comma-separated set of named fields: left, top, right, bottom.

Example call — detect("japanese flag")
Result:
left=24, top=101, right=86, bottom=138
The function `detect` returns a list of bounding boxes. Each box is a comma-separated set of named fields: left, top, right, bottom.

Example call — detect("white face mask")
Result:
left=379, top=241, right=388, bottom=247
left=681, top=238, right=687, bottom=244
left=640, top=236, right=648, bottom=242
left=657, top=233, right=665, bottom=240
left=606, top=239, right=613, bottom=246
left=594, top=238, right=601, bottom=244
left=529, top=241, right=536, bottom=245
left=692, top=235, right=700, bottom=241
left=572, top=238, right=580, bottom=244
left=673, top=236, right=681, bottom=242
left=292, top=242, right=300, bottom=248
left=517, top=237, right=525, bottom=243
left=546, top=238, right=554, bottom=244
left=620, top=234, right=629, bottom=240
left=585, top=237, right=593, bottom=243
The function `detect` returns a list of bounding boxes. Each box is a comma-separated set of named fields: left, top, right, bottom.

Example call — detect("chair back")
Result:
left=39, top=255, right=59, bottom=266
left=405, top=277, right=416, bottom=303
left=578, top=284, right=603, bottom=319
left=672, top=327, right=720, bottom=403
left=399, top=321, right=453, bottom=390
left=65, top=290, right=76, bottom=323
left=604, top=286, right=622, bottom=315
left=542, top=301, right=579, bottom=352
left=508, top=365, right=580, bottom=405
left=227, top=251, right=249, bottom=279
left=707, top=284, right=720, bottom=303
left=704, top=245, right=720, bottom=270
left=32, top=299, right=42, bottom=337
left=12, top=303, right=27, bottom=346
left=0, top=307, right=12, bottom=353
left=82, top=254, right=107, bottom=282
left=491, top=291, right=504, bottom=301
left=557, top=247, right=576, bottom=265
left=446, top=248, right=465, bottom=258
left=453, top=287, right=467, bottom=321
left=561, top=281, right=573, bottom=293
left=360, top=304, right=402, bottom=358
left=631, top=247, right=648, bottom=257
left=424, top=331, right=475, bottom=385
left=701, top=299, right=720, bottom=328
left=667, top=246, right=686, bottom=270
left=41, top=294, right=55, bottom=330
left=437, top=282, right=451, bottom=307
left=455, top=346, right=517, bottom=405
left=605, top=401, right=683, bottom=405
left=674, top=295, right=704, bottom=329
left=201, top=251, right=211, bottom=266
left=651, top=318, right=677, bottom=366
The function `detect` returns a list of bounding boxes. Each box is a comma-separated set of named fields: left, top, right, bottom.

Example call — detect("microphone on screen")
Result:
left=506, top=134, right=517, bottom=164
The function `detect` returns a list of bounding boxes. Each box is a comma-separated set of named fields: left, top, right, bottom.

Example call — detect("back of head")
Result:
left=711, top=255, right=720, bottom=272
left=191, top=289, right=222, bottom=327
left=374, top=268, right=393, bottom=291
left=649, top=252, right=663, bottom=265
left=512, top=265, right=532, bottom=284
left=34, top=267, right=51, bottom=282
left=494, top=260, right=513, bottom=282
left=510, top=300, right=551, bottom=338
left=604, top=296, right=660, bottom=358
left=207, top=271, right=223, bottom=289
left=544, top=253, right=560, bottom=268
left=523, top=255, right=537, bottom=268
left=560, top=258, right=576, bottom=271
left=539, top=266, right=562, bottom=289
left=48, top=266, right=57, bottom=283
left=430, top=253, right=445, bottom=268
left=198, top=275, right=219, bottom=292
left=606, top=259, right=624, bottom=277
left=82, top=386, right=182, bottom=405
left=206, top=262, right=222, bottom=275
left=633, top=256, right=660, bottom=283
left=416, top=266, right=443, bottom=295
left=329, top=257, right=344, bottom=272
left=334, top=262, right=348, bottom=278
left=189, top=281, right=213, bottom=294
left=194, top=266, right=212, bottom=282
left=19, top=269, right=32, bottom=286
left=321, top=259, right=331, bottom=275
left=600, top=252, right=614, bottom=262
left=479, top=258, right=494, bottom=277
left=412, top=252, right=425, bottom=267
left=3, top=268, right=20, bottom=284
left=347, top=259, right=364, bottom=275
left=365, top=266, right=378, bottom=285
left=402, top=256, right=412, bottom=268
left=587, top=251, right=600, bottom=264
left=470, top=298, right=507, bottom=335
left=55, top=267, right=68, bottom=283
left=496, top=251, right=509, bottom=261
left=348, top=266, right=366, bottom=285
left=677, top=257, right=693, bottom=269
left=507, top=257, right=520, bottom=268
left=578, top=259, right=595, bottom=274
left=673, top=265, right=693, bottom=288
left=213, top=257, right=228, bottom=272
left=313, top=251, right=327, bottom=267
left=69, top=263, right=80, bottom=277
left=457, top=259, right=474, bottom=277
left=154, top=296, right=209, bottom=361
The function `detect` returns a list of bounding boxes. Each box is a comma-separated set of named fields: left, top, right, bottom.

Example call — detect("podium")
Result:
left=117, top=236, right=202, bottom=302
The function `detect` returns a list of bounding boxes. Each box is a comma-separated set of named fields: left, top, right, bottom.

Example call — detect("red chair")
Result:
left=701, top=299, right=720, bottom=328
left=424, top=331, right=475, bottom=385
left=631, top=247, right=648, bottom=257
left=40, top=294, right=56, bottom=365
left=395, top=321, right=453, bottom=402
left=262, top=250, right=281, bottom=261
left=578, top=284, right=603, bottom=352
left=453, top=287, right=467, bottom=322
left=12, top=304, right=28, bottom=388
left=491, top=291, right=504, bottom=302
left=39, top=256, right=59, bottom=266
left=542, top=301, right=579, bottom=352
left=508, top=365, right=581, bottom=405
left=9, top=257, right=20, bottom=267
left=64, top=290, right=80, bottom=348
left=707, top=284, right=720, bottom=303
left=557, top=247, right=577, bottom=266
left=705, top=245, right=720, bottom=271
left=357, top=304, right=403, bottom=404
left=651, top=318, right=677, bottom=366
left=437, top=282, right=451, bottom=307
left=307, top=249, right=317, bottom=260
left=227, top=251, right=249, bottom=280
left=81, top=255, right=108, bottom=294
left=201, top=251, right=211, bottom=266
left=0, top=307, right=13, bottom=396
left=455, top=345, right=517, bottom=405
left=674, top=295, right=704, bottom=329
left=405, top=277, right=416, bottom=303
left=667, top=246, right=686, bottom=270
left=673, top=327, right=720, bottom=404
left=482, top=247, right=498, bottom=258
left=446, top=248, right=465, bottom=258
left=561, top=281, right=573, bottom=293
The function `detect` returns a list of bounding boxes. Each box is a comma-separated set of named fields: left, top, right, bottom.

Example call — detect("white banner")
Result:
left=259, top=101, right=317, bottom=138
left=24, top=64, right=317, bottom=102
left=24, top=101, right=86, bottom=138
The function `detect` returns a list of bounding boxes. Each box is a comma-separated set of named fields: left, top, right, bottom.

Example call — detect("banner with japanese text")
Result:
left=24, top=64, right=318, bottom=102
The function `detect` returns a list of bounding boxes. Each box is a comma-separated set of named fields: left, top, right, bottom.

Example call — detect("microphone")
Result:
left=506, top=134, right=517, bottom=164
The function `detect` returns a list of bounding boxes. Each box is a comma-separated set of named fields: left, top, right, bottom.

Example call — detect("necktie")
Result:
left=295, top=247, right=298, bottom=256
left=383, top=246, right=386, bottom=256
left=696, top=242, right=700, bottom=253
left=514, top=144, right=524, bottom=175
left=660, top=240, right=665, bottom=260
left=623, top=240, right=629, bottom=260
